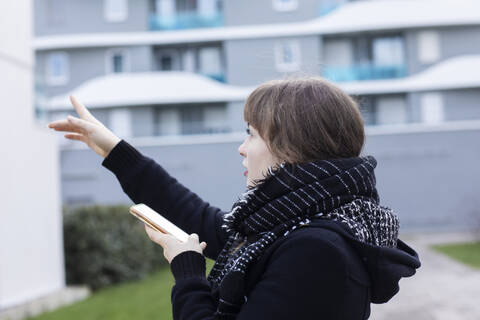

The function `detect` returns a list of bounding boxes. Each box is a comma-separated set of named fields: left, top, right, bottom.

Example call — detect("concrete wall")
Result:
left=57, top=125, right=480, bottom=233
left=365, top=127, right=480, bottom=231
left=34, top=0, right=150, bottom=36
left=225, top=35, right=322, bottom=86
left=60, top=137, right=246, bottom=209
left=223, top=0, right=320, bottom=26
left=36, top=46, right=153, bottom=97
left=0, top=1, right=64, bottom=310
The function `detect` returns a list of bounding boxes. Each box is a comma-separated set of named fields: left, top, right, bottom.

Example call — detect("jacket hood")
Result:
left=307, top=219, right=421, bottom=304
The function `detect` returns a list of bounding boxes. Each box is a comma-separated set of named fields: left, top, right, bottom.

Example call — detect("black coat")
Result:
left=102, top=140, right=421, bottom=319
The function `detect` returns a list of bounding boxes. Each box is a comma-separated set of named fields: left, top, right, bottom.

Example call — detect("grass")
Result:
left=431, top=241, right=480, bottom=270
left=29, top=258, right=216, bottom=320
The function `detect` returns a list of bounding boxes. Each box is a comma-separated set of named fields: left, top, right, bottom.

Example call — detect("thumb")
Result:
left=200, top=242, right=207, bottom=250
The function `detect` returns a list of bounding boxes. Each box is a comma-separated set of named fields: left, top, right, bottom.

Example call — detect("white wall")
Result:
left=0, top=1, right=65, bottom=310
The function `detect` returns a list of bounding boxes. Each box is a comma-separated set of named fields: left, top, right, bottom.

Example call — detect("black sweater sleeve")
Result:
left=101, top=139, right=230, bottom=261
left=169, top=232, right=349, bottom=320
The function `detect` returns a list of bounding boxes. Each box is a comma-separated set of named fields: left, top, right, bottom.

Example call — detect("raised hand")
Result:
left=47, top=95, right=121, bottom=158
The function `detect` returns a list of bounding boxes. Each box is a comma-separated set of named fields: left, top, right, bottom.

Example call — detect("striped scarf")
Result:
left=206, top=155, right=399, bottom=319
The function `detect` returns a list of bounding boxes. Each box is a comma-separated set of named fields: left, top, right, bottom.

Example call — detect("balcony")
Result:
left=200, top=72, right=225, bottom=83
left=319, top=0, right=349, bottom=16
left=322, top=64, right=407, bottom=82
left=149, top=12, right=223, bottom=31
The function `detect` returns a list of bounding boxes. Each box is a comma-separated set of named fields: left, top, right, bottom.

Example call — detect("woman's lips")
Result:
left=244, top=170, right=248, bottom=177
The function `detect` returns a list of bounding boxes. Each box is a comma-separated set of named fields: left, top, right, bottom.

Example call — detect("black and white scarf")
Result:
left=206, top=155, right=399, bottom=319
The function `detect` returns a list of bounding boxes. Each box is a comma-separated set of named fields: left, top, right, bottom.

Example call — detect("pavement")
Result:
left=0, top=286, right=90, bottom=320
left=370, top=229, right=480, bottom=320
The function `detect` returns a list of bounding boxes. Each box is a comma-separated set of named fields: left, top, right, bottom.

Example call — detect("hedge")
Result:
left=62, top=204, right=168, bottom=291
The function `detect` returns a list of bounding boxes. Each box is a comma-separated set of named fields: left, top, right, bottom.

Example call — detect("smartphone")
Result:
left=129, top=203, right=189, bottom=243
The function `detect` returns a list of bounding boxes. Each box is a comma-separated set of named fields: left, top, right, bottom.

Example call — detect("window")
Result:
left=106, top=49, right=130, bottom=74
left=177, top=0, right=197, bottom=12
left=273, top=0, right=298, bottom=12
left=154, top=0, right=175, bottom=17
left=274, top=40, right=301, bottom=72
left=155, top=49, right=181, bottom=71
left=104, top=0, right=128, bottom=22
left=203, top=105, right=228, bottom=133
left=46, top=52, right=69, bottom=86
left=154, top=105, right=228, bottom=136
left=356, top=95, right=408, bottom=125
left=110, top=108, right=132, bottom=137
left=181, top=105, right=204, bottom=134
left=417, top=30, right=440, bottom=64
left=420, top=92, right=444, bottom=124
left=356, top=96, right=376, bottom=126
left=323, top=35, right=406, bottom=81
left=351, top=35, right=405, bottom=66
left=376, top=96, right=408, bottom=125
left=198, top=0, right=219, bottom=15
left=197, top=47, right=222, bottom=75
left=323, top=39, right=353, bottom=66
left=154, top=107, right=181, bottom=136
left=180, top=105, right=229, bottom=134
left=161, top=55, right=174, bottom=70
left=183, top=49, right=195, bottom=72
left=372, top=36, right=405, bottom=66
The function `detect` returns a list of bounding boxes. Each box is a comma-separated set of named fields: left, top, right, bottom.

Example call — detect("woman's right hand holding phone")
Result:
left=47, top=95, right=121, bottom=158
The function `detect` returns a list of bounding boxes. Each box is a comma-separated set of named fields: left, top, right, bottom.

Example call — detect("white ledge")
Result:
left=47, top=71, right=255, bottom=110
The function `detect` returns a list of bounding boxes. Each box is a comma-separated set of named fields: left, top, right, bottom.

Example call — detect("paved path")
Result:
left=370, top=230, right=480, bottom=320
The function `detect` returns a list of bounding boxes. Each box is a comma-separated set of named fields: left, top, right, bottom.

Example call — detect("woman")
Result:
left=48, top=77, right=421, bottom=319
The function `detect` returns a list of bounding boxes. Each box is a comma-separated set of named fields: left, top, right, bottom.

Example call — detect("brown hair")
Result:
left=244, top=76, right=365, bottom=164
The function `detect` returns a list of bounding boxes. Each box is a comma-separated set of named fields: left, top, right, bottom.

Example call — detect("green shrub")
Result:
left=62, top=204, right=168, bottom=291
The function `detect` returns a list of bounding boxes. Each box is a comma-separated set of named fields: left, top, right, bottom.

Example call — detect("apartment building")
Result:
left=34, top=0, right=480, bottom=231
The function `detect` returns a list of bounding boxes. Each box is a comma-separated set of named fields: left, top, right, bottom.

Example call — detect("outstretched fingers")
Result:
left=69, top=95, right=102, bottom=126
left=67, top=115, right=96, bottom=133
left=64, top=133, right=87, bottom=143
left=48, top=119, right=85, bottom=134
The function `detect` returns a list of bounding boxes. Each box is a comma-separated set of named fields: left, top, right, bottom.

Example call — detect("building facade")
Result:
left=34, top=0, right=480, bottom=232
left=0, top=0, right=65, bottom=312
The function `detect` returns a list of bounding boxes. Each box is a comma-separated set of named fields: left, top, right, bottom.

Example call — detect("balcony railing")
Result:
left=149, top=12, right=223, bottom=31
left=322, top=64, right=407, bottom=82
left=319, top=0, right=349, bottom=16
left=200, top=72, right=225, bottom=83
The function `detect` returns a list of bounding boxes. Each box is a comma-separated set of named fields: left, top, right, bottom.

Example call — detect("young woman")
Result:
left=48, top=77, right=421, bottom=319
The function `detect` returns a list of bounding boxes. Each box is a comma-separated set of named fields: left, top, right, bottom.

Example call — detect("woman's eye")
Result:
left=245, top=128, right=251, bottom=135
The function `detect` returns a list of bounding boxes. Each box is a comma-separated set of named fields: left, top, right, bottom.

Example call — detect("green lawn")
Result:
left=431, top=241, right=480, bottom=270
left=29, top=259, right=216, bottom=320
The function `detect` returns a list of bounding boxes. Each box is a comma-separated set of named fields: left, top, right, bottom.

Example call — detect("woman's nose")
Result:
left=238, top=140, right=246, bottom=157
